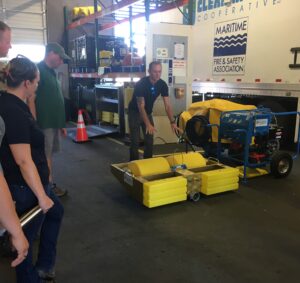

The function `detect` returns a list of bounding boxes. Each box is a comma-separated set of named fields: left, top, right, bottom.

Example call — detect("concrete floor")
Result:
left=1, top=136, right=300, bottom=283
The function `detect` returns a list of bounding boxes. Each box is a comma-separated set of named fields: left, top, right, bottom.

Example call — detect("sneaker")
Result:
left=51, top=183, right=68, bottom=197
left=37, top=269, right=56, bottom=280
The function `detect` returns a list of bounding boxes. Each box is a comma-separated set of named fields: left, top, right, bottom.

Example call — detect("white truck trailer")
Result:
left=191, top=0, right=300, bottom=145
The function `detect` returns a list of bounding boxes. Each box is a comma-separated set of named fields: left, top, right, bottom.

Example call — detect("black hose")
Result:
left=185, top=115, right=211, bottom=147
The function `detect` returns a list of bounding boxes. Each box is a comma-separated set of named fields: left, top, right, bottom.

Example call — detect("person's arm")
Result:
left=9, top=144, right=53, bottom=213
left=0, top=172, right=29, bottom=267
left=137, top=97, right=156, bottom=135
left=60, top=128, right=67, bottom=137
left=162, top=96, right=175, bottom=123
left=27, top=94, right=36, bottom=120
left=162, top=96, right=181, bottom=133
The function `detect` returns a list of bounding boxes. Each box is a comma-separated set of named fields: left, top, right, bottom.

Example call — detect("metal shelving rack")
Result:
left=67, top=0, right=189, bottom=31
left=65, top=0, right=191, bottom=137
left=66, top=0, right=189, bottom=78
left=70, top=72, right=144, bottom=79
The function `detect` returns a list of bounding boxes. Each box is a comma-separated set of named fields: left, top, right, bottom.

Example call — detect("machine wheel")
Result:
left=189, top=192, right=201, bottom=202
left=185, top=115, right=211, bottom=147
left=270, top=151, right=293, bottom=178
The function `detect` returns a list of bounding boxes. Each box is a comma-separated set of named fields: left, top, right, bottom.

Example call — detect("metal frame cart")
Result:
left=215, top=109, right=300, bottom=182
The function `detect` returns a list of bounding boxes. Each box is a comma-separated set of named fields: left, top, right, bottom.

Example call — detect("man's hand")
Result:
left=38, top=195, right=54, bottom=214
left=10, top=231, right=29, bottom=267
left=146, top=124, right=156, bottom=135
left=170, top=122, right=182, bottom=135
left=60, top=128, right=67, bottom=137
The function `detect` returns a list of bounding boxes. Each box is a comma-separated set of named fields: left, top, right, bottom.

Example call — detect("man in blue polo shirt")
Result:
left=128, top=61, right=180, bottom=161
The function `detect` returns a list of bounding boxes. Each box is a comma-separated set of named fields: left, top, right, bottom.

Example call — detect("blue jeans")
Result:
left=128, top=110, right=154, bottom=161
left=9, top=183, right=64, bottom=283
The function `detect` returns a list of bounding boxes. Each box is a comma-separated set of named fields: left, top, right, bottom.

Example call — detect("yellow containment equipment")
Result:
left=165, top=152, right=206, bottom=169
left=143, top=176, right=187, bottom=208
left=127, top=157, right=171, bottom=177
left=200, top=167, right=239, bottom=195
left=179, top=99, right=256, bottom=142
left=72, top=6, right=101, bottom=19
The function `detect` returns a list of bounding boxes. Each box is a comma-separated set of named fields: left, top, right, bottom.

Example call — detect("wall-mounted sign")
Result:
left=156, top=48, right=169, bottom=59
left=196, top=0, right=282, bottom=22
left=212, top=17, right=248, bottom=75
left=173, top=59, right=186, bottom=77
left=174, top=43, right=185, bottom=59
left=156, top=58, right=173, bottom=87
left=168, top=59, right=173, bottom=86
left=289, top=47, right=300, bottom=69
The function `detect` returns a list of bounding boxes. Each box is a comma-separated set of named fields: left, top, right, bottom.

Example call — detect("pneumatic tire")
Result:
left=270, top=151, right=293, bottom=178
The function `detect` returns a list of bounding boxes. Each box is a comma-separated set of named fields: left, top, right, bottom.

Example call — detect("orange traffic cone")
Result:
left=73, top=109, right=91, bottom=143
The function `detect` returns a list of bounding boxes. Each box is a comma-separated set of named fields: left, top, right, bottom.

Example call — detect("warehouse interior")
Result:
left=1, top=0, right=300, bottom=282
left=1, top=137, right=300, bottom=283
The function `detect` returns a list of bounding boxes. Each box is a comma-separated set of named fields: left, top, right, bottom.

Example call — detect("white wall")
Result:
left=151, top=8, right=183, bottom=24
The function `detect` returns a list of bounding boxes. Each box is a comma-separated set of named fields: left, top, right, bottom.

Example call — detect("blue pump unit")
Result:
left=181, top=104, right=300, bottom=182
left=216, top=108, right=295, bottom=182
left=219, top=109, right=272, bottom=144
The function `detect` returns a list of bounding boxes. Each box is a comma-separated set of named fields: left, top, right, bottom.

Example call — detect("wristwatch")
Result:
left=170, top=119, right=176, bottom=124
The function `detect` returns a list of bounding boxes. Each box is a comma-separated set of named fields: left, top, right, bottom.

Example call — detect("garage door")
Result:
left=0, top=0, right=46, bottom=61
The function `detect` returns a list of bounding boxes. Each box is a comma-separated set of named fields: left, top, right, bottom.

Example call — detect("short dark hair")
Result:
left=0, top=21, right=10, bottom=36
left=148, top=61, right=162, bottom=71
left=1, top=56, right=37, bottom=88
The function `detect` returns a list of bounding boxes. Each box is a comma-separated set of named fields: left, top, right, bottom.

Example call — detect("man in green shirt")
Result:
left=29, top=42, right=70, bottom=197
